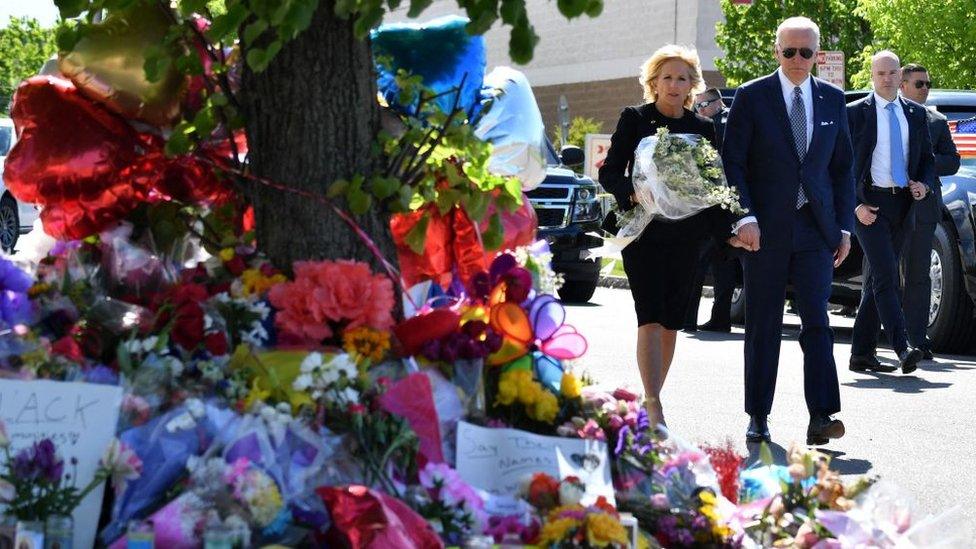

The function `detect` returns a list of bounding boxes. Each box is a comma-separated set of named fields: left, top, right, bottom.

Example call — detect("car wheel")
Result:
left=926, top=220, right=976, bottom=352
left=729, top=286, right=745, bottom=325
left=0, top=195, right=19, bottom=254
left=558, top=279, right=598, bottom=303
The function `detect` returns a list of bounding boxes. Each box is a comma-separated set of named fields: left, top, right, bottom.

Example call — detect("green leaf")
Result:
left=482, top=212, right=504, bottom=251
left=585, top=0, right=602, bottom=17
left=192, top=107, right=217, bottom=137
left=178, top=0, right=209, bottom=16
left=463, top=190, right=489, bottom=222
left=206, top=3, right=248, bottom=42
left=55, top=0, right=90, bottom=19
left=369, top=176, right=400, bottom=200
left=557, top=0, right=589, bottom=18
left=56, top=25, right=82, bottom=52
left=175, top=52, right=205, bottom=76
left=243, top=19, right=269, bottom=44
left=509, top=18, right=539, bottom=64
left=116, top=341, right=133, bottom=375
left=404, top=215, right=429, bottom=254
left=327, top=179, right=349, bottom=198
left=407, top=0, right=433, bottom=18
left=346, top=186, right=372, bottom=215
left=210, top=91, right=229, bottom=107
left=759, top=441, right=773, bottom=466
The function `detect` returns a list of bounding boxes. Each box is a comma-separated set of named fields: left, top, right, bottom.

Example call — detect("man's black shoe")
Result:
left=700, top=320, right=732, bottom=333
left=746, top=415, right=770, bottom=443
left=921, top=348, right=934, bottom=360
left=849, top=354, right=896, bottom=373
left=898, top=348, right=923, bottom=374
left=807, top=414, right=845, bottom=446
left=681, top=324, right=698, bottom=333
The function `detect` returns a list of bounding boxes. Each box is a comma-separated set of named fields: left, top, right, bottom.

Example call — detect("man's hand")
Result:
left=856, top=204, right=879, bottom=225
left=834, top=232, right=851, bottom=267
left=908, top=180, right=927, bottom=201
left=735, top=222, right=761, bottom=251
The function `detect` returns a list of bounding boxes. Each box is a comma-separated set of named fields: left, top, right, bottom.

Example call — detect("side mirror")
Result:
left=560, top=145, right=584, bottom=167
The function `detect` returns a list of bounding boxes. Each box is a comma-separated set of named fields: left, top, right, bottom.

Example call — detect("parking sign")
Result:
left=816, top=50, right=845, bottom=89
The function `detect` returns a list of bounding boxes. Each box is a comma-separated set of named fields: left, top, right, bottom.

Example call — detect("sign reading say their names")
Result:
left=0, top=379, right=123, bottom=549
left=456, top=421, right=614, bottom=506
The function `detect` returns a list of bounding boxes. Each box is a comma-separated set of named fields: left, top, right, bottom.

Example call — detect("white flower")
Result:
left=332, top=386, right=360, bottom=404
left=559, top=480, right=585, bottom=506
left=327, top=354, right=358, bottom=379
left=141, top=336, right=159, bottom=352
left=164, top=356, right=184, bottom=377
left=166, top=411, right=197, bottom=432
left=101, top=439, right=142, bottom=493
left=300, top=352, right=324, bottom=373
left=203, top=314, right=214, bottom=330
left=293, top=373, right=313, bottom=391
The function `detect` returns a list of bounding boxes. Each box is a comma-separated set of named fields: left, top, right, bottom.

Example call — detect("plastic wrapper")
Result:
left=605, top=131, right=737, bottom=251
left=316, top=485, right=444, bottom=549
left=101, top=399, right=240, bottom=544
left=816, top=480, right=972, bottom=548
left=423, top=368, right=465, bottom=464
left=475, top=67, right=547, bottom=191
left=378, top=372, right=444, bottom=465
left=371, top=15, right=486, bottom=117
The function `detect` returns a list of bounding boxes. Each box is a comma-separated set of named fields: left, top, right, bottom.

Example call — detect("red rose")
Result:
left=224, top=256, right=246, bottom=276
left=348, top=403, right=367, bottom=415
left=204, top=332, right=229, bottom=356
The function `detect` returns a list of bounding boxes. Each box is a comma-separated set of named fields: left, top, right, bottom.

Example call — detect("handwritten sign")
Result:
left=456, top=421, right=614, bottom=506
left=584, top=133, right=612, bottom=181
left=0, top=380, right=123, bottom=549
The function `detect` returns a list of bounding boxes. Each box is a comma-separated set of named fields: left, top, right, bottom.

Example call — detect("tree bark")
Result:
left=240, top=1, right=395, bottom=276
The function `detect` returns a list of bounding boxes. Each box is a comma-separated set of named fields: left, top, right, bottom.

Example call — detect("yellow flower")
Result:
left=496, top=376, right=518, bottom=405
left=28, top=282, right=51, bottom=298
left=560, top=372, right=582, bottom=398
left=219, top=247, right=236, bottom=262
left=342, top=326, right=391, bottom=362
left=531, top=391, right=559, bottom=423
left=243, top=378, right=271, bottom=411
left=241, top=268, right=287, bottom=297
left=539, top=517, right=580, bottom=545
left=585, top=512, right=629, bottom=547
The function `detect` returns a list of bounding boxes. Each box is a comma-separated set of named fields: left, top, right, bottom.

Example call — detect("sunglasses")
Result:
left=695, top=98, right=720, bottom=110
left=912, top=80, right=933, bottom=89
left=781, top=47, right=815, bottom=60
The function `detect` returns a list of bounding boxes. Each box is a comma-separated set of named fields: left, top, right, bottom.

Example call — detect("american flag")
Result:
left=950, top=117, right=976, bottom=157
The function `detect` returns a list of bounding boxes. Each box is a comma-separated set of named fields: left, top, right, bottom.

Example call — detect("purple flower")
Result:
left=11, top=439, right=64, bottom=484
left=84, top=365, right=119, bottom=385
left=636, top=407, right=650, bottom=432
left=614, top=425, right=631, bottom=456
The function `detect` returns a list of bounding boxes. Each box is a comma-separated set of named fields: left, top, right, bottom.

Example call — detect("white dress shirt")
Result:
left=734, top=70, right=850, bottom=236
left=870, top=92, right=910, bottom=187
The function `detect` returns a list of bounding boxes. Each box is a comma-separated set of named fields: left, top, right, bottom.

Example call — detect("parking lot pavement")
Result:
left=567, top=287, right=976, bottom=528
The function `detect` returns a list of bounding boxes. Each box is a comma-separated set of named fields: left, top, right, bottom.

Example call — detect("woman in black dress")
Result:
left=599, top=45, right=733, bottom=427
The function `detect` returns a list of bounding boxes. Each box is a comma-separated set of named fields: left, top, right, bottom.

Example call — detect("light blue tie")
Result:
left=886, top=102, right=908, bottom=187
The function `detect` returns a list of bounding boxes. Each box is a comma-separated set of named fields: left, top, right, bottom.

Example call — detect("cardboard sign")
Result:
left=456, top=421, right=614, bottom=506
left=584, top=133, right=612, bottom=181
left=0, top=380, right=123, bottom=549
left=816, top=50, right=846, bottom=89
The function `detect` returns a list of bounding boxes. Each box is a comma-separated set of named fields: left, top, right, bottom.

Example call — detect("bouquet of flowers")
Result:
left=610, top=128, right=746, bottom=250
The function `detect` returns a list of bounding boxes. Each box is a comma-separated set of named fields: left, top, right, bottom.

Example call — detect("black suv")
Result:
left=525, top=139, right=604, bottom=303
left=726, top=89, right=976, bottom=353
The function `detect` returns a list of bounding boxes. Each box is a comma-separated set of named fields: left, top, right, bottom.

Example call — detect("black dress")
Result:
left=599, top=103, right=732, bottom=329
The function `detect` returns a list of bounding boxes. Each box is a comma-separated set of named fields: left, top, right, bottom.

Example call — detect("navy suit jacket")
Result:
left=722, top=72, right=856, bottom=250
left=846, top=94, right=937, bottom=206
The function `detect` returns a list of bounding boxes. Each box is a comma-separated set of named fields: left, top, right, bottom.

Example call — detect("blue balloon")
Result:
left=372, top=15, right=486, bottom=117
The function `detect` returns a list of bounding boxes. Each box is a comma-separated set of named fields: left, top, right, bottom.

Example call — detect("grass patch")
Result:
left=601, top=257, right=626, bottom=277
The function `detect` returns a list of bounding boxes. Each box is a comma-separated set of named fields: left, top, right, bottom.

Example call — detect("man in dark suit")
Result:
left=684, top=87, right=738, bottom=333
left=897, top=64, right=960, bottom=359
left=847, top=51, right=935, bottom=376
left=723, top=17, right=855, bottom=445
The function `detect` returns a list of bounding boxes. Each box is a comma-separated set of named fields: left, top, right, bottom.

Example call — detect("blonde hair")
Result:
left=639, top=45, right=706, bottom=109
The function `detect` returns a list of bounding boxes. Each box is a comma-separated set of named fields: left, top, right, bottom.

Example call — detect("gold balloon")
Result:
left=58, top=1, right=187, bottom=126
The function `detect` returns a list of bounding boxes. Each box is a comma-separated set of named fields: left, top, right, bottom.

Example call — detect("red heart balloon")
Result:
left=5, top=76, right=148, bottom=239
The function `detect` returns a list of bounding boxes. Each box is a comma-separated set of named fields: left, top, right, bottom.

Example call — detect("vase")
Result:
left=43, top=515, right=72, bottom=549
left=453, top=358, right=485, bottom=417
left=125, top=520, right=154, bottom=549
left=14, top=520, right=44, bottom=549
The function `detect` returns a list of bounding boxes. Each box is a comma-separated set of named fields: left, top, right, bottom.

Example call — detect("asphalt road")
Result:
left=565, top=287, right=976, bottom=529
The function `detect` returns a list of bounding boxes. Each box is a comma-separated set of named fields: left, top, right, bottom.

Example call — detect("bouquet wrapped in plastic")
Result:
left=608, top=128, right=746, bottom=250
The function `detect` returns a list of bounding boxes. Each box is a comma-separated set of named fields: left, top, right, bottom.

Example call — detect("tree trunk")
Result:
left=240, top=2, right=395, bottom=277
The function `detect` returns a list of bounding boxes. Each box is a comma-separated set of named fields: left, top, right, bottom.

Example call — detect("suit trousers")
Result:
left=852, top=189, right=913, bottom=356
left=743, top=205, right=840, bottom=416
left=902, top=215, right=937, bottom=349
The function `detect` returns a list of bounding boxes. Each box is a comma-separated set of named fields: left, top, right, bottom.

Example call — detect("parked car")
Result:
left=0, top=117, right=40, bottom=253
left=727, top=90, right=976, bottom=352
left=526, top=139, right=604, bottom=303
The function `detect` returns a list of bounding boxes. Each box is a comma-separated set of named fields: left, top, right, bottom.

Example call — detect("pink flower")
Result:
left=577, top=419, right=606, bottom=441
left=269, top=260, right=394, bottom=345
left=651, top=493, right=670, bottom=510
left=612, top=388, right=639, bottom=402
left=100, top=439, right=143, bottom=495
